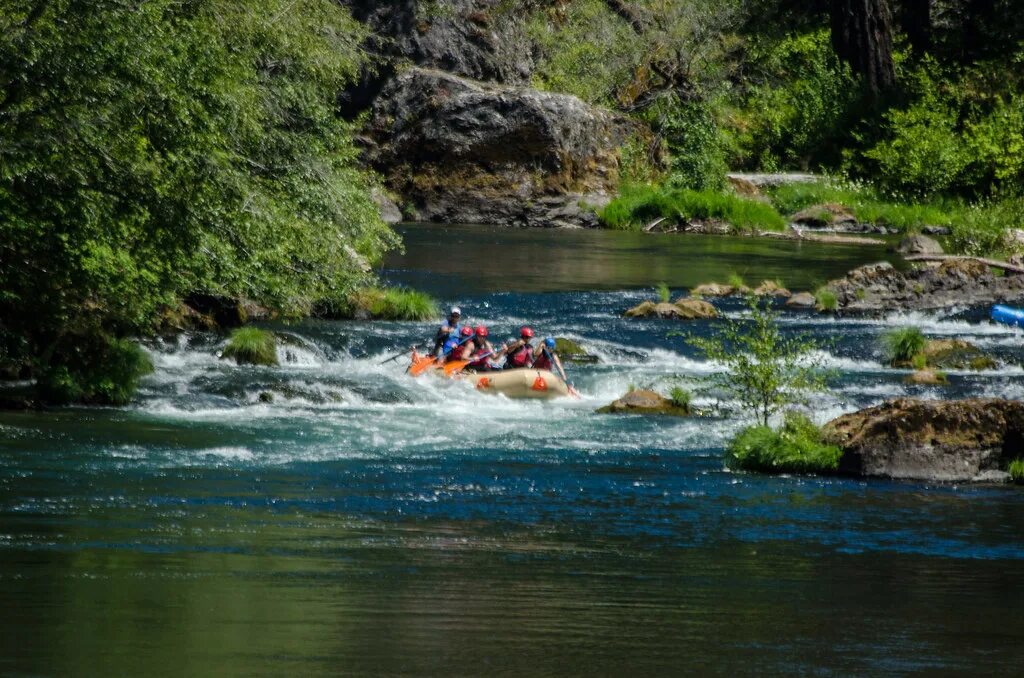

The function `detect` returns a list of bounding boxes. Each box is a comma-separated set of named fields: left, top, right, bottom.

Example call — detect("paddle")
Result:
left=542, top=347, right=580, bottom=398
left=444, top=350, right=495, bottom=376
left=380, top=343, right=424, bottom=365
left=408, top=335, right=473, bottom=377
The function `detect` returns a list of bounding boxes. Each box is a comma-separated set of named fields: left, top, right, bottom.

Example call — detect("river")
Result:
left=2, top=224, right=1024, bottom=675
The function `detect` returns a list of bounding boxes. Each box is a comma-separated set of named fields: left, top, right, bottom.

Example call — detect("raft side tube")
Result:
left=992, top=304, right=1024, bottom=327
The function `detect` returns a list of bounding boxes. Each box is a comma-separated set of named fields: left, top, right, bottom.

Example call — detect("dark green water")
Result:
left=3, top=225, right=1024, bottom=676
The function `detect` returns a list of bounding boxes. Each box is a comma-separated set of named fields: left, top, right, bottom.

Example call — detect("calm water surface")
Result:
left=2, top=225, right=1024, bottom=676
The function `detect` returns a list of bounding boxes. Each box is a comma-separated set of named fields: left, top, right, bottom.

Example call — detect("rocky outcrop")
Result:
left=366, top=67, right=636, bottom=227
left=792, top=203, right=857, bottom=229
left=625, top=299, right=717, bottom=319
left=554, top=337, right=598, bottom=364
left=921, top=339, right=997, bottom=370
left=903, top=369, right=947, bottom=385
left=690, top=283, right=734, bottom=297
left=752, top=280, right=791, bottom=297
left=824, top=398, right=1024, bottom=482
left=824, top=260, right=1024, bottom=312
left=597, top=389, right=690, bottom=416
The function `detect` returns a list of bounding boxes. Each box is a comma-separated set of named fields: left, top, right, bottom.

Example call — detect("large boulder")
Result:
left=826, top=259, right=1024, bottom=312
left=365, top=67, right=638, bottom=227
left=785, top=292, right=816, bottom=308
left=596, top=389, right=690, bottom=416
left=897, top=234, right=943, bottom=256
left=752, top=280, right=791, bottom=298
left=921, top=339, right=997, bottom=370
left=625, top=299, right=717, bottom=319
left=690, top=283, right=734, bottom=297
left=823, top=398, right=1024, bottom=482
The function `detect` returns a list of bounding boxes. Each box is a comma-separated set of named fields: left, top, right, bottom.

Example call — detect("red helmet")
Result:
left=520, top=327, right=534, bottom=338
left=460, top=326, right=474, bottom=337
left=475, top=325, right=488, bottom=337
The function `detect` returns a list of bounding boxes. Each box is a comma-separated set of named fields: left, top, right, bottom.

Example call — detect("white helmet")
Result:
left=450, top=306, right=462, bottom=316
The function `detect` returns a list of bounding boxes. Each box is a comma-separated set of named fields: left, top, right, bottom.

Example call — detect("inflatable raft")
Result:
left=408, top=353, right=572, bottom=400
left=992, top=304, right=1024, bottom=328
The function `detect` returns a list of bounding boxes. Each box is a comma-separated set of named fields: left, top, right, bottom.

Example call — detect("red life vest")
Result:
left=533, top=350, right=552, bottom=371
left=506, top=343, right=533, bottom=368
left=468, top=346, right=491, bottom=368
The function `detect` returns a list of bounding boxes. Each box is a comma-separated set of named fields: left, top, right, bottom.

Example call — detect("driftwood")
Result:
left=644, top=217, right=669, bottom=232
left=903, top=254, right=1024, bottom=275
left=757, top=230, right=886, bottom=246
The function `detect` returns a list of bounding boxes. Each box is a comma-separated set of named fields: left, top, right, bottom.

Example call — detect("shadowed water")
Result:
left=2, top=225, right=1024, bottom=676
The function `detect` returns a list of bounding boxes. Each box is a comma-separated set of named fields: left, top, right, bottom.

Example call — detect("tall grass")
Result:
left=600, top=184, right=786, bottom=232
left=1010, top=458, right=1024, bottom=484
left=222, top=327, right=278, bottom=366
left=317, top=286, right=438, bottom=321
left=814, top=287, right=838, bottom=312
left=882, top=327, right=926, bottom=365
left=728, top=412, right=842, bottom=474
left=656, top=282, right=671, bottom=303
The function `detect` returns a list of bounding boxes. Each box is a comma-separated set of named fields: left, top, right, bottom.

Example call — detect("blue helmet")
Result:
left=544, top=337, right=556, bottom=349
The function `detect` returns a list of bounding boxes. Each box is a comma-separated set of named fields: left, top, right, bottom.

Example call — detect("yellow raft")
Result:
left=408, top=353, right=572, bottom=400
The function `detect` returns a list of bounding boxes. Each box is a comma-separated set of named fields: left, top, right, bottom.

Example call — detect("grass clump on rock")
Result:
left=222, top=327, right=278, bottom=366
left=599, top=185, right=786, bottom=233
left=883, top=327, right=927, bottom=366
left=814, top=287, right=838, bottom=312
left=728, top=412, right=842, bottom=474
left=318, top=286, right=438, bottom=321
left=1009, top=459, right=1024, bottom=484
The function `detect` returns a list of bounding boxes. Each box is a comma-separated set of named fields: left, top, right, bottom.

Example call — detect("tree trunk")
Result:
left=830, top=0, right=897, bottom=97
left=898, top=0, right=931, bottom=54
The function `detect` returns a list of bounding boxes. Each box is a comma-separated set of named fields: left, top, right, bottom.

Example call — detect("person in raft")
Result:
left=429, top=306, right=462, bottom=357
left=464, top=326, right=498, bottom=371
left=501, top=327, right=536, bottom=369
left=532, top=337, right=565, bottom=375
left=438, top=326, right=474, bottom=365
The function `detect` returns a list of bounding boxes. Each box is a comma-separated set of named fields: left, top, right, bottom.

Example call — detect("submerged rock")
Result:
left=626, top=299, right=717, bottom=319
left=823, top=398, right=1024, bottom=482
left=690, top=283, right=734, bottom=297
left=752, top=280, right=791, bottom=297
left=554, top=337, right=598, bottom=364
left=826, top=259, right=1024, bottom=312
left=921, top=339, right=997, bottom=370
left=366, top=67, right=638, bottom=228
left=597, top=389, right=690, bottom=416
left=903, top=369, right=948, bottom=385
left=785, top=292, right=816, bottom=308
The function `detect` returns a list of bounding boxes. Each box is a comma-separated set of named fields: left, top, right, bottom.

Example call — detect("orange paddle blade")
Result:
left=408, top=356, right=437, bottom=377
left=443, top=360, right=471, bottom=376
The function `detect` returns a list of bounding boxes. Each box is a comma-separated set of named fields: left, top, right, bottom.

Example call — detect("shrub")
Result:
left=656, top=282, right=671, bottom=303
left=728, top=412, right=843, bottom=474
left=688, top=296, right=830, bottom=426
left=37, top=337, right=153, bottom=405
left=814, top=287, right=838, bottom=312
left=1010, top=458, right=1024, bottom=484
left=727, top=273, right=746, bottom=290
left=883, top=327, right=927, bottom=366
left=669, top=386, right=692, bottom=411
left=655, top=95, right=727, bottom=191
left=222, top=327, right=278, bottom=366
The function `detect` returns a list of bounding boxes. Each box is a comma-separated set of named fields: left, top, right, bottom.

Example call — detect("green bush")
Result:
left=37, top=337, right=153, bottom=405
left=1010, top=459, right=1024, bottom=484
left=656, top=282, right=671, bottom=303
left=727, top=273, right=746, bottom=290
left=599, top=185, right=786, bottom=232
left=727, top=412, right=842, bottom=474
left=655, top=96, right=727, bottom=191
left=317, top=286, right=438, bottom=321
left=882, top=327, right=927, bottom=366
left=814, top=287, right=838, bottom=312
left=222, top=327, right=278, bottom=366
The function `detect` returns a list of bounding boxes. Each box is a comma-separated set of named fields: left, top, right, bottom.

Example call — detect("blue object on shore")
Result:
left=991, top=304, right=1024, bottom=327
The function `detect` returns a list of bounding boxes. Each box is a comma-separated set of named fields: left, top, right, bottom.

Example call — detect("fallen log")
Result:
left=903, top=254, right=1024, bottom=275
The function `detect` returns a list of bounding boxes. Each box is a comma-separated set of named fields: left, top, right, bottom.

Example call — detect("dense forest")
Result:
left=1, top=0, right=1022, bottom=404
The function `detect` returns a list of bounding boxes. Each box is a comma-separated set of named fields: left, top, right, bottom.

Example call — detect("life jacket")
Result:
left=506, top=342, right=533, bottom=368
left=468, top=344, right=492, bottom=368
left=533, top=349, right=552, bottom=371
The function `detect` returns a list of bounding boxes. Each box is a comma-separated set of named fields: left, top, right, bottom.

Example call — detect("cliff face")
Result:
left=343, top=0, right=638, bottom=227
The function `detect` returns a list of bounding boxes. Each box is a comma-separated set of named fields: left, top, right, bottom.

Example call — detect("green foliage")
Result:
left=0, top=0, right=397, bottom=401
left=727, top=273, right=746, bottom=290
left=728, top=412, right=842, bottom=474
left=319, top=286, right=438, bottom=321
left=669, top=386, right=692, bottom=411
left=688, top=295, right=830, bottom=426
left=600, top=185, right=786, bottom=232
left=656, top=282, right=671, bottom=303
left=650, top=95, right=727, bottom=191
left=222, top=327, right=278, bottom=367
left=37, top=338, right=153, bottom=405
left=882, top=327, right=927, bottom=366
left=1009, top=459, right=1024, bottom=484
left=618, top=134, right=665, bottom=185
left=814, top=287, right=838, bottom=312
left=723, top=30, right=863, bottom=171
left=948, top=198, right=1024, bottom=257
left=911, top=353, right=928, bottom=370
